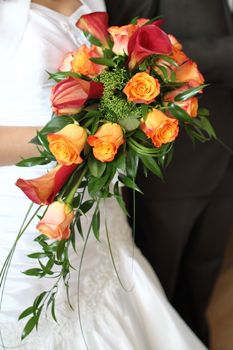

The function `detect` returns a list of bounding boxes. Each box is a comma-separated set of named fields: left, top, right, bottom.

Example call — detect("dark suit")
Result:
left=106, top=0, right=233, bottom=346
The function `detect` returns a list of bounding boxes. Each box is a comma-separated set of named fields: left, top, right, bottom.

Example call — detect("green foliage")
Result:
left=97, top=68, right=139, bottom=122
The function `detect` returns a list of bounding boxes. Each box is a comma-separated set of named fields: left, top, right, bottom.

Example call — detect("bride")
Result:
left=0, top=0, right=207, bottom=349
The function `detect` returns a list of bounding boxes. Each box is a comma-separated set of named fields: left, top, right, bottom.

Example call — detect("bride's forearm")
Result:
left=0, top=126, right=42, bottom=166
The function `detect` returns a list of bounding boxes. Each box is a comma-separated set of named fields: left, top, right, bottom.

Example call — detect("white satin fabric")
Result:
left=0, top=2, right=207, bottom=349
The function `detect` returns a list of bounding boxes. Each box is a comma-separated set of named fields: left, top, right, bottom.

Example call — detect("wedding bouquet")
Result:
left=1, top=12, right=215, bottom=340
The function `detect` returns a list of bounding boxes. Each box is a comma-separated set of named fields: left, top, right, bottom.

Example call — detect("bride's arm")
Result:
left=0, top=126, right=41, bottom=166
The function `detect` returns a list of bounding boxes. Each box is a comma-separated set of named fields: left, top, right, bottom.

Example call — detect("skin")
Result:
left=0, top=0, right=81, bottom=166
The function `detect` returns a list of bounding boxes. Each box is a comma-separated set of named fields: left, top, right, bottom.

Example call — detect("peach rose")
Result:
left=141, top=108, right=179, bottom=147
left=175, top=60, right=204, bottom=87
left=71, top=44, right=105, bottom=78
left=178, top=97, right=198, bottom=118
left=123, top=72, right=160, bottom=104
left=36, top=201, right=74, bottom=240
left=164, top=86, right=198, bottom=118
left=87, top=123, right=125, bottom=162
left=108, top=24, right=136, bottom=55
left=58, top=52, right=74, bottom=72
left=48, top=124, right=87, bottom=165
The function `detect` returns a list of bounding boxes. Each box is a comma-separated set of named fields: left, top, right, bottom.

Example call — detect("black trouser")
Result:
left=132, top=162, right=233, bottom=346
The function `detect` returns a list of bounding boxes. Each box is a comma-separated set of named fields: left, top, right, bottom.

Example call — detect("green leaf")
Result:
left=70, top=226, right=77, bottom=252
left=168, top=104, right=193, bottom=123
left=23, top=268, right=42, bottom=277
left=143, top=15, right=164, bottom=25
left=119, top=117, right=140, bottom=131
left=174, top=84, right=209, bottom=101
left=154, top=64, right=169, bottom=80
left=126, top=149, right=139, bottom=179
left=44, top=258, right=54, bottom=274
left=130, top=16, right=139, bottom=24
left=38, top=116, right=72, bottom=135
left=140, top=104, right=150, bottom=119
left=90, top=57, right=116, bottom=67
left=92, top=208, right=100, bottom=240
left=88, top=172, right=111, bottom=197
left=51, top=298, right=57, bottom=323
left=56, top=240, right=66, bottom=260
left=21, top=316, right=37, bottom=340
left=75, top=216, right=83, bottom=238
left=113, top=182, right=129, bottom=217
left=16, top=157, right=50, bottom=167
left=164, top=146, right=174, bottom=168
left=47, top=71, right=82, bottom=82
left=154, top=54, right=178, bottom=67
left=83, top=32, right=102, bottom=47
left=72, top=194, right=81, bottom=208
left=79, top=199, right=95, bottom=214
left=198, top=107, right=210, bottom=117
left=88, top=154, right=106, bottom=178
left=36, top=130, right=50, bottom=152
left=194, top=116, right=216, bottom=139
left=33, top=291, right=47, bottom=310
left=18, top=306, right=34, bottom=321
left=27, top=252, right=48, bottom=259
left=114, top=148, right=126, bottom=172
left=139, top=155, right=163, bottom=179
left=118, top=174, right=142, bottom=193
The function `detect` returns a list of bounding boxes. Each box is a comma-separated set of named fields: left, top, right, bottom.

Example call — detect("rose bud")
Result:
left=87, top=123, right=125, bottom=162
left=141, top=108, right=179, bottom=148
left=51, top=76, right=103, bottom=116
left=71, top=44, right=105, bottom=78
left=76, top=12, right=109, bottom=48
left=16, top=164, right=77, bottom=205
left=164, top=85, right=198, bottom=118
left=123, top=72, right=160, bottom=104
left=128, top=24, right=172, bottom=70
left=48, top=124, right=87, bottom=166
left=36, top=201, right=74, bottom=240
left=58, top=52, right=74, bottom=72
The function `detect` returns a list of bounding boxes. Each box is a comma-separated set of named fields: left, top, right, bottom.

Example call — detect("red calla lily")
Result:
left=16, top=164, right=77, bottom=205
left=128, top=24, right=172, bottom=69
left=76, top=12, right=109, bottom=47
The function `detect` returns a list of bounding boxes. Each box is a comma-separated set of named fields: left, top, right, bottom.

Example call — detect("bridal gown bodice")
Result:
left=0, top=3, right=207, bottom=350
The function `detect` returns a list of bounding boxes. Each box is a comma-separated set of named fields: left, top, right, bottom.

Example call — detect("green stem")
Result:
left=65, top=165, right=88, bottom=206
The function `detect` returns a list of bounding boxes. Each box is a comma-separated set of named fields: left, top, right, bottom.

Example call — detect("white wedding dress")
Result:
left=0, top=2, right=207, bottom=349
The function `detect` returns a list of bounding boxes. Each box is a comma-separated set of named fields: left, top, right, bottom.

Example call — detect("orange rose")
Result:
left=71, top=44, right=105, bottom=78
left=175, top=60, right=204, bottom=87
left=87, top=123, right=125, bottom=162
left=48, top=124, right=87, bottom=165
left=123, top=72, right=160, bottom=104
left=181, top=97, right=198, bottom=118
left=108, top=24, right=136, bottom=55
left=141, top=108, right=179, bottom=147
left=36, top=201, right=74, bottom=240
